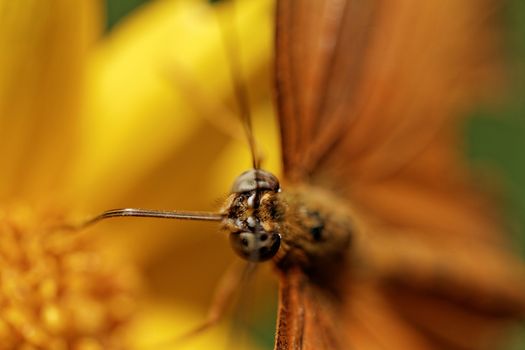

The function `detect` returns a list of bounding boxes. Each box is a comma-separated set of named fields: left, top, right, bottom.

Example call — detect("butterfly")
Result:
left=272, top=0, right=525, bottom=349
left=83, top=0, right=525, bottom=349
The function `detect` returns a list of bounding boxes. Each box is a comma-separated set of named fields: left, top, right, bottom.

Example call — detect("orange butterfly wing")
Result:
left=274, top=266, right=342, bottom=350
left=275, top=0, right=525, bottom=349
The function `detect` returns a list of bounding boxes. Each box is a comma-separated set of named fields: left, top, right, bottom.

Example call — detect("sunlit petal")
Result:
left=69, top=0, right=274, bottom=211
left=0, top=0, right=101, bottom=205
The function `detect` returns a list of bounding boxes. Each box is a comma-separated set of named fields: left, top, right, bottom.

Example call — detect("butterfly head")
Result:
left=222, top=169, right=282, bottom=262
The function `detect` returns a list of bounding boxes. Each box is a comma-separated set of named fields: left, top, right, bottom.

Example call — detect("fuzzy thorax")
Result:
left=221, top=181, right=354, bottom=269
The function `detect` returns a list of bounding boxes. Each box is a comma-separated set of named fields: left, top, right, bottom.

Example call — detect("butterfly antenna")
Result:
left=56, top=208, right=222, bottom=232
left=211, top=0, right=260, bottom=169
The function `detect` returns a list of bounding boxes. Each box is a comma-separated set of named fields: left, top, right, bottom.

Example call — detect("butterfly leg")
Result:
left=145, top=260, right=254, bottom=350
left=182, top=261, right=251, bottom=338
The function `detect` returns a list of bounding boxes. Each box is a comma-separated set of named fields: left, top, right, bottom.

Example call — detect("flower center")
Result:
left=0, top=207, right=137, bottom=349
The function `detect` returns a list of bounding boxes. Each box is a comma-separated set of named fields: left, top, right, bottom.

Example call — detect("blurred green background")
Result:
left=466, top=0, right=525, bottom=256
left=105, top=0, right=525, bottom=348
left=464, top=1, right=525, bottom=348
left=106, top=0, right=149, bottom=30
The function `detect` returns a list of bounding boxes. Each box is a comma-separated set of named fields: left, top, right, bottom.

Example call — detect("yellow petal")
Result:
left=68, top=0, right=275, bottom=211
left=67, top=0, right=278, bottom=283
left=65, top=1, right=278, bottom=347
left=0, top=0, right=102, bottom=205
left=130, top=300, right=268, bottom=350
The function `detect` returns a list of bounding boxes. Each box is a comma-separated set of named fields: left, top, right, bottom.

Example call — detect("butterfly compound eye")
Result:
left=229, top=231, right=281, bottom=262
left=231, top=169, right=280, bottom=193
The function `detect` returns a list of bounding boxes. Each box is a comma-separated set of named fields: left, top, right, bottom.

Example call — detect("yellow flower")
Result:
left=0, top=1, right=136, bottom=348
left=0, top=0, right=278, bottom=348
left=0, top=207, right=137, bottom=349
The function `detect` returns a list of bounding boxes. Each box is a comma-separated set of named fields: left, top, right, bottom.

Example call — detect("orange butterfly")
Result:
left=273, top=0, right=525, bottom=349
left=84, top=0, right=525, bottom=349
